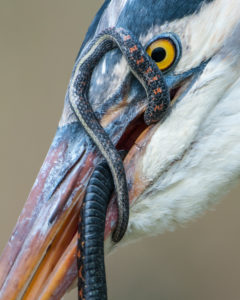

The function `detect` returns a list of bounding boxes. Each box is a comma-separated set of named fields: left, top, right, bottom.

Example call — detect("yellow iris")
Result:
left=146, top=38, right=176, bottom=72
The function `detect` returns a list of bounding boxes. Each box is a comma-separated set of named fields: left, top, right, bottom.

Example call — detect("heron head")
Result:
left=1, top=0, right=240, bottom=299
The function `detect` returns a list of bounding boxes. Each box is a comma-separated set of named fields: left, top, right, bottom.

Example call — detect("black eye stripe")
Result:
left=151, top=47, right=166, bottom=62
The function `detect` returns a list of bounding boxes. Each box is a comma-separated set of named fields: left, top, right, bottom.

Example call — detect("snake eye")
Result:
left=146, top=33, right=181, bottom=73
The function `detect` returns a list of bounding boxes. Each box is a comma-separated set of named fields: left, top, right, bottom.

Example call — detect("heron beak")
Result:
left=0, top=53, right=206, bottom=299
left=0, top=106, right=149, bottom=300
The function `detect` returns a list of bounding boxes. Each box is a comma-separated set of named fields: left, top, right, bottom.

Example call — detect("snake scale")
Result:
left=69, top=27, right=170, bottom=299
left=77, top=160, right=114, bottom=300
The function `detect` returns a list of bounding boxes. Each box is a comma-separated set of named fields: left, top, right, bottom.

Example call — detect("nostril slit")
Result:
left=170, top=86, right=180, bottom=101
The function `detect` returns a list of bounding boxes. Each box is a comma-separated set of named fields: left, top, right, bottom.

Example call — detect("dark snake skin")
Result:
left=69, top=27, right=170, bottom=299
left=70, top=27, right=170, bottom=243
left=78, top=160, right=113, bottom=300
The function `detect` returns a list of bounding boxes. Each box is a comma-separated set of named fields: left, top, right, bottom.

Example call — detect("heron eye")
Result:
left=146, top=34, right=181, bottom=73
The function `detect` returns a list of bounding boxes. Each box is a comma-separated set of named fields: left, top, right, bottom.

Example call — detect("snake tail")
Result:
left=78, top=160, right=114, bottom=300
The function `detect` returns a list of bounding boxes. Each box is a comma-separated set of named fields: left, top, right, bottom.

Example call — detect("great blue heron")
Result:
left=1, top=0, right=240, bottom=299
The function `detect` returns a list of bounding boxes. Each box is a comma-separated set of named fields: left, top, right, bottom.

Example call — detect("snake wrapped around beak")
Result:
left=71, top=27, right=170, bottom=300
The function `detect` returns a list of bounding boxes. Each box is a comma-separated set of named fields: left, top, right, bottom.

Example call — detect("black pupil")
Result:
left=151, top=47, right=166, bottom=62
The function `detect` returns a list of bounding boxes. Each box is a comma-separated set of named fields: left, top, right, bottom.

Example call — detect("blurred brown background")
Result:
left=0, top=1, right=240, bottom=299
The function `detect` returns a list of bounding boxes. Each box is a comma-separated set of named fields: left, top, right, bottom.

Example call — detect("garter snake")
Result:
left=69, top=27, right=170, bottom=244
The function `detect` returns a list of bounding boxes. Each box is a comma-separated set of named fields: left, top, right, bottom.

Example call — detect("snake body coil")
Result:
left=69, top=27, right=170, bottom=243
left=71, top=27, right=170, bottom=300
